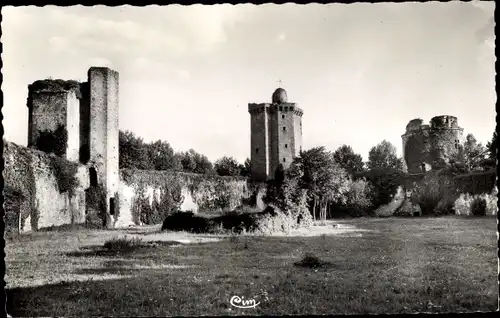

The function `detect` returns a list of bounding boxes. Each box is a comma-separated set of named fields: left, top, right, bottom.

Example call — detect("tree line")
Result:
left=120, top=130, right=496, bottom=178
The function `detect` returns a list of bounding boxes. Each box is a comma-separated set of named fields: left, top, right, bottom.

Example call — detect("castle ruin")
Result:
left=402, top=115, right=465, bottom=174
left=248, top=87, right=304, bottom=181
left=27, top=67, right=120, bottom=220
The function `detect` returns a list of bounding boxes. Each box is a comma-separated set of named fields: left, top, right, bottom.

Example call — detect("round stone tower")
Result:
left=402, top=115, right=464, bottom=173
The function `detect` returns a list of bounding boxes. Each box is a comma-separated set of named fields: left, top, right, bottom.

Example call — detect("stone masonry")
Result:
left=248, top=88, right=304, bottom=181
left=402, top=115, right=465, bottom=174
left=27, top=67, right=120, bottom=223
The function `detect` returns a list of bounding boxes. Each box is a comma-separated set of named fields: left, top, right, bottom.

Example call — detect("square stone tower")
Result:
left=248, top=88, right=304, bottom=181
left=27, top=80, right=81, bottom=162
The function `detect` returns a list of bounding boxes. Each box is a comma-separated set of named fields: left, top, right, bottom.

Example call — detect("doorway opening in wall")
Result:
left=109, top=197, right=116, bottom=215
left=89, top=167, right=98, bottom=187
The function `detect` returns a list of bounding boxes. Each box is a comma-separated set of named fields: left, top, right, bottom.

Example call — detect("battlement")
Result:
left=404, top=115, right=463, bottom=136
left=248, top=102, right=303, bottom=116
left=430, top=115, right=460, bottom=129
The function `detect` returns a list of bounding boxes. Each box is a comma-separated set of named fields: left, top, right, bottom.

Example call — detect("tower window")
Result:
left=283, top=158, right=286, bottom=162
left=256, top=148, right=259, bottom=153
left=282, top=115, right=285, bottom=119
left=279, top=106, right=283, bottom=111
left=283, top=127, right=286, bottom=131
left=285, top=144, right=288, bottom=148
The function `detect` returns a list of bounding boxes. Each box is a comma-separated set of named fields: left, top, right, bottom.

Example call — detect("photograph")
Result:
left=1, top=1, right=497, bottom=316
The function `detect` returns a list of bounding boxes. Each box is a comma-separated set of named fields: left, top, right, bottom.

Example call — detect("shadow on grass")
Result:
left=66, top=241, right=187, bottom=258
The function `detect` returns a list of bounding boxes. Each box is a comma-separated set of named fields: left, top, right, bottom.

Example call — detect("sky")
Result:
left=1, top=2, right=496, bottom=164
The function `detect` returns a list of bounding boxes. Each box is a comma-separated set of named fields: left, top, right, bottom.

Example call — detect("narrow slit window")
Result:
left=282, top=114, right=285, bottom=119
left=285, top=144, right=288, bottom=148
left=256, top=148, right=259, bottom=153
left=283, top=158, right=286, bottom=162
left=283, top=127, right=286, bottom=131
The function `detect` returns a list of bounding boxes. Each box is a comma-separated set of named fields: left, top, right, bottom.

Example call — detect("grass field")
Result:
left=5, top=216, right=498, bottom=316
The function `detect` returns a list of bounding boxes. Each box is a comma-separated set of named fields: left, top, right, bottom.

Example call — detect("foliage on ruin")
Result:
left=28, top=79, right=82, bottom=99
left=453, top=169, right=497, bottom=195
left=35, top=125, right=68, bottom=158
left=3, top=141, right=38, bottom=231
left=85, top=184, right=109, bottom=228
left=48, top=155, right=79, bottom=197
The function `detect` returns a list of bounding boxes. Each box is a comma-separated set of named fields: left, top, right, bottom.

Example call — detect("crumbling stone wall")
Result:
left=117, top=169, right=266, bottom=227
left=4, top=141, right=89, bottom=232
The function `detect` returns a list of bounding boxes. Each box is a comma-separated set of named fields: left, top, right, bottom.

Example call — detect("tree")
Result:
left=214, top=156, right=241, bottom=176
left=485, top=131, right=497, bottom=162
left=178, top=149, right=215, bottom=174
left=463, top=134, right=488, bottom=172
left=146, top=140, right=180, bottom=171
left=333, top=145, right=365, bottom=175
left=296, top=147, right=350, bottom=223
left=239, top=158, right=251, bottom=177
left=119, top=130, right=152, bottom=170
left=367, top=140, right=403, bottom=170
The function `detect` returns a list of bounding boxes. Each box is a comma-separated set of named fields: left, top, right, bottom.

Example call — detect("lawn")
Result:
left=5, top=216, right=498, bottom=316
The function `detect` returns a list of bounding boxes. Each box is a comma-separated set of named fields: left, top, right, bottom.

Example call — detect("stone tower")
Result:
left=402, top=115, right=464, bottom=174
left=248, top=87, right=304, bottom=181
left=27, top=67, right=120, bottom=223
left=27, top=80, right=82, bottom=162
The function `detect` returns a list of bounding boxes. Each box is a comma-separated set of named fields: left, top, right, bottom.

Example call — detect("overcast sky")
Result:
left=2, top=2, right=496, bottom=164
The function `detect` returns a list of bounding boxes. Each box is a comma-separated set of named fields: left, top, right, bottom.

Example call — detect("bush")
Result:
left=409, top=171, right=458, bottom=215
left=470, top=197, right=487, bottom=216
left=294, top=253, right=331, bottom=269
left=357, top=168, right=405, bottom=208
left=332, top=178, right=374, bottom=217
left=103, top=236, right=145, bottom=253
left=161, top=211, right=216, bottom=233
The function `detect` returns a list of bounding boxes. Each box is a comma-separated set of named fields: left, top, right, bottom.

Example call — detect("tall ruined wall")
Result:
left=117, top=169, right=266, bottom=227
left=402, top=116, right=464, bottom=174
left=3, top=142, right=90, bottom=233
left=249, top=103, right=269, bottom=181
left=88, top=67, right=120, bottom=216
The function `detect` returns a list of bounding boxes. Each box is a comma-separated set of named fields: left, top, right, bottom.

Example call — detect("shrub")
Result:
left=453, top=170, right=496, bottom=195
left=294, top=253, right=330, bottom=269
left=409, top=171, right=458, bottom=215
left=103, top=236, right=145, bottom=253
left=332, top=178, right=374, bottom=217
left=470, top=197, right=487, bottom=216
left=161, top=211, right=216, bottom=233
left=357, top=168, right=405, bottom=208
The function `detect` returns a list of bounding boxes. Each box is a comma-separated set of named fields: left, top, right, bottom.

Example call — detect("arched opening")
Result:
left=109, top=197, right=116, bottom=215
left=89, top=167, right=98, bottom=187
